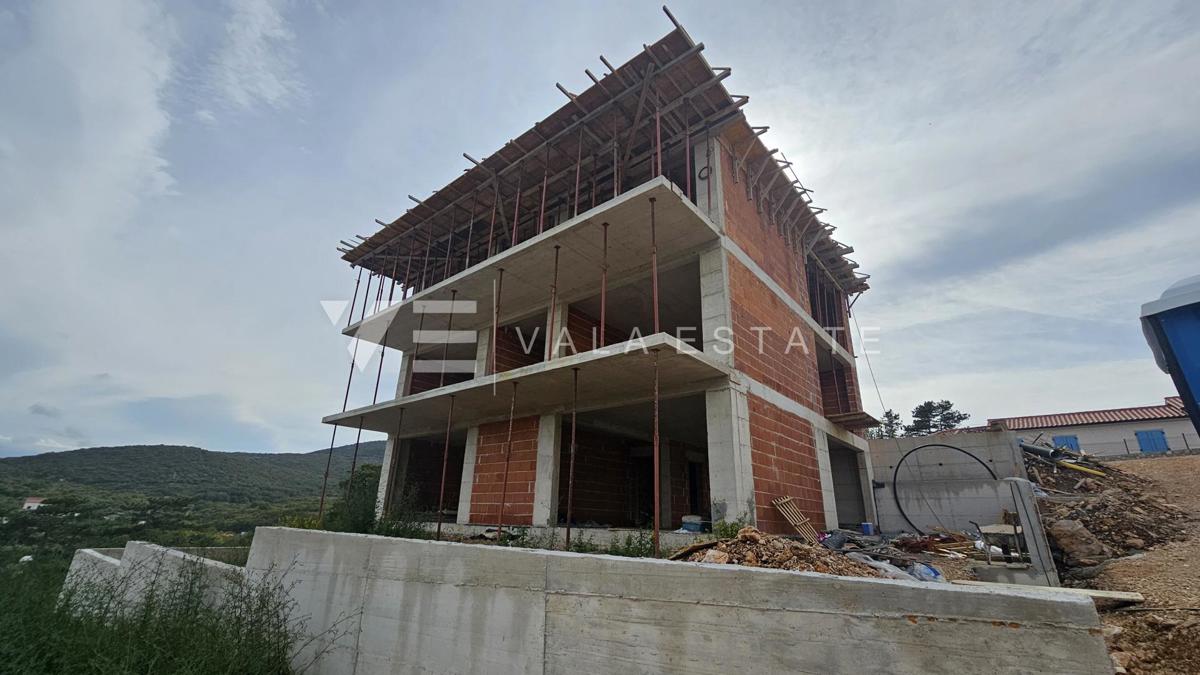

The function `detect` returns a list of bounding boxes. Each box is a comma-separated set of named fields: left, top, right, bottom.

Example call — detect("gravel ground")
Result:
left=1089, top=455, right=1200, bottom=674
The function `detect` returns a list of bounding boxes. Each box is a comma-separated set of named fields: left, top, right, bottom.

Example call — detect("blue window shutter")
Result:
left=1052, top=435, right=1080, bottom=451
left=1136, top=430, right=1168, bottom=452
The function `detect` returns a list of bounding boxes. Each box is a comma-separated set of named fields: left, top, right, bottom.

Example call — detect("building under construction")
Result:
left=323, top=9, right=876, bottom=549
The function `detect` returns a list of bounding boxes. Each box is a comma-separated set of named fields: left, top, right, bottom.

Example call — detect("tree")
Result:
left=880, top=409, right=903, bottom=438
left=323, top=464, right=381, bottom=534
left=903, top=400, right=970, bottom=436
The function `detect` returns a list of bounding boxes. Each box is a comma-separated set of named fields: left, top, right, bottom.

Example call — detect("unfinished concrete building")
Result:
left=323, top=10, right=875, bottom=546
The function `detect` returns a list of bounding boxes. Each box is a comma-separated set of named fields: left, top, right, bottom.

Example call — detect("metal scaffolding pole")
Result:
left=440, top=289, right=457, bottom=388
left=435, top=395, right=456, bottom=541
left=545, top=245, right=561, bottom=361
left=381, top=408, right=405, bottom=516
left=600, top=222, right=609, bottom=348
left=564, top=367, right=580, bottom=550
left=496, top=382, right=519, bottom=537
left=652, top=349, right=661, bottom=557
left=491, top=269, right=504, bottom=376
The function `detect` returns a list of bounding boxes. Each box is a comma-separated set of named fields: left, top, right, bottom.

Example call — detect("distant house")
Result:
left=988, top=396, right=1198, bottom=457
left=21, top=497, right=47, bottom=511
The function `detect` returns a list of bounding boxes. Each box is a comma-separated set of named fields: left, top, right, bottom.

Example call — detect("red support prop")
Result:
left=573, top=128, right=583, bottom=218
left=564, top=367, right=580, bottom=550
left=317, top=424, right=338, bottom=526
left=655, top=105, right=663, bottom=176
left=511, top=171, right=522, bottom=247
left=441, top=289, right=457, bottom=388
left=345, top=418, right=364, bottom=502
left=435, top=395, right=456, bottom=540
left=496, top=382, right=518, bottom=537
left=492, top=269, right=504, bottom=376
left=650, top=198, right=660, bottom=333
left=346, top=266, right=363, bottom=329
left=545, top=245, right=560, bottom=361
left=652, top=349, right=661, bottom=557
left=486, top=191, right=498, bottom=258
left=600, top=222, right=608, bottom=348
left=537, top=170, right=548, bottom=235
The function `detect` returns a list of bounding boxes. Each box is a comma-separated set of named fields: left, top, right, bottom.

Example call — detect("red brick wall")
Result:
left=556, top=426, right=636, bottom=526
left=560, top=307, right=627, bottom=355
left=747, top=394, right=825, bottom=533
left=468, top=415, right=540, bottom=525
left=727, top=256, right=822, bottom=412
left=718, top=135, right=810, bottom=311
left=408, top=370, right=471, bottom=395
left=819, top=365, right=861, bottom=417
left=493, top=325, right=543, bottom=372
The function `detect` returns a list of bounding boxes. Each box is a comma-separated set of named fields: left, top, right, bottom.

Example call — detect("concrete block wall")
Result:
left=241, top=527, right=1109, bottom=675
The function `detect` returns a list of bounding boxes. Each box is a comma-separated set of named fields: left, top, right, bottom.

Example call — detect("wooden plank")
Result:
left=951, top=580, right=1144, bottom=603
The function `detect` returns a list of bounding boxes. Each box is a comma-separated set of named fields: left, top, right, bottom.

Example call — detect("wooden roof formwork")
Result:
left=339, top=7, right=868, bottom=297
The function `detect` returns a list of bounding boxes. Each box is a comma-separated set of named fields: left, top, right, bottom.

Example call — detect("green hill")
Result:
left=0, top=442, right=385, bottom=505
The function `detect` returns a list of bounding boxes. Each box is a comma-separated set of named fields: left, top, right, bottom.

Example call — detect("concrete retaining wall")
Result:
left=246, top=527, right=1110, bottom=674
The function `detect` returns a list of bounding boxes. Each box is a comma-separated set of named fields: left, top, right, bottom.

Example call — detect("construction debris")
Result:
left=1024, top=451, right=1189, bottom=577
left=674, top=527, right=884, bottom=578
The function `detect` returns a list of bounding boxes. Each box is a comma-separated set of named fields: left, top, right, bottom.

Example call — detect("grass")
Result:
left=0, top=554, right=335, bottom=674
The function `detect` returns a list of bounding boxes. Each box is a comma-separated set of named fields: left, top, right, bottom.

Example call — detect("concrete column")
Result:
left=456, top=427, right=480, bottom=524
left=693, top=137, right=725, bottom=230
left=546, top=301, right=569, bottom=359
left=698, top=245, right=733, bottom=367
left=531, top=413, right=563, bottom=526
left=395, top=351, right=414, bottom=397
left=705, top=386, right=756, bottom=525
left=473, top=328, right=490, bottom=378
left=814, top=433, right=839, bottom=529
left=374, top=437, right=411, bottom=519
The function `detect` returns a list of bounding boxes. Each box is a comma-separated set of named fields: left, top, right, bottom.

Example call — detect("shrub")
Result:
left=0, top=554, right=338, bottom=674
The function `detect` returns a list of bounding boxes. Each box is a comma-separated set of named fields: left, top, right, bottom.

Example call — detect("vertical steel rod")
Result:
left=600, top=222, right=608, bottom=348
left=545, top=245, right=561, bottom=361
left=565, top=367, right=580, bottom=550
left=346, top=418, right=364, bottom=502
left=652, top=349, right=661, bottom=557
left=440, top=289, right=457, bottom=387
left=685, top=116, right=692, bottom=201
left=435, top=395, right=456, bottom=540
left=486, top=189, right=498, bottom=258
left=537, top=168, right=548, bottom=235
left=346, top=266, right=363, bottom=328
left=511, top=171, right=522, bottom=246
left=655, top=105, right=663, bottom=176
left=360, top=273, right=374, bottom=322
left=573, top=128, right=583, bottom=217
left=650, top=198, right=660, bottom=333
left=381, top=408, right=405, bottom=516
left=491, top=269, right=504, bottom=375
left=464, top=189, right=479, bottom=270
left=317, top=423, right=338, bottom=526
left=496, top=382, right=518, bottom=537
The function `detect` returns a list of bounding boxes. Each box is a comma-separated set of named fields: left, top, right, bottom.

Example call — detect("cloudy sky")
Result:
left=1, top=1, right=1196, bottom=457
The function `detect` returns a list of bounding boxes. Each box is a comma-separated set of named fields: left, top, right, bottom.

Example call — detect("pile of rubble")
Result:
left=1025, top=456, right=1189, bottom=573
left=672, top=526, right=883, bottom=578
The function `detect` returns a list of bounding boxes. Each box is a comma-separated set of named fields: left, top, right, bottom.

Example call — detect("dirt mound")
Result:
left=673, top=526, right=883, bottom=578
left=1026, top=458, right=1188, bottom=568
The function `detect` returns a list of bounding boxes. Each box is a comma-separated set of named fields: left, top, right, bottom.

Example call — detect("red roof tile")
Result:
left=989, top=397, right=1188, bottom=431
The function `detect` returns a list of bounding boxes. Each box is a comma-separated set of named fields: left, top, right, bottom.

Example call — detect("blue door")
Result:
left=1135, top=429, right=1169, bottom=452
left=1052, top=435, right=1080, bottom=451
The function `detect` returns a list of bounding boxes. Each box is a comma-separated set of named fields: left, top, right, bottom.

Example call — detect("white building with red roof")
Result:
left=987, top=396, right=1197, bottom=456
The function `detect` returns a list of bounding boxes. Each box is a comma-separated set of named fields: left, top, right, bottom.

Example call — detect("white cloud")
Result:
left=208, top=0, right=304, bottom=111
